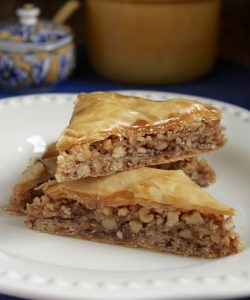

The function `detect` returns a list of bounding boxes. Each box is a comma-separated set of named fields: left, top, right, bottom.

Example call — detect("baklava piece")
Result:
left=8, top=145, right=216, bottom=215
left=56, top=92, right=226, bottom=181
left=8, top=142, right=57, bottom=215
left=26, top=168, right=242, bottom=258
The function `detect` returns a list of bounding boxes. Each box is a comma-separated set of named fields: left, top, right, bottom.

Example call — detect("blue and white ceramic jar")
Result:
left=0, top=4, right=75, bottom=89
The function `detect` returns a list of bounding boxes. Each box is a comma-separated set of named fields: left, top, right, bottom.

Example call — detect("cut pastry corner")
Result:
left=25, top=167, right=243, bottom=258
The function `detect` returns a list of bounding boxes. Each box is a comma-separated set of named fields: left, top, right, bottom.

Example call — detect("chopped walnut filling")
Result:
left=56, top=120, right=225, bottom=181
left=26, top=196, right=242, bottom=258
left=155, top=157, right=216, bottom=187
left=8, top=155, right=216, bottom=216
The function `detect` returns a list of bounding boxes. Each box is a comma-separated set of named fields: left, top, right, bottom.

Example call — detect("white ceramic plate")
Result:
left=0, top=91, right=249, bottom=300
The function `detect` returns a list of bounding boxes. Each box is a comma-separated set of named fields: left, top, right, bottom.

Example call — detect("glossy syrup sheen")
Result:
left=43, top=167, right=233, bottom=216
left=57, top=92, right=221, bottom=150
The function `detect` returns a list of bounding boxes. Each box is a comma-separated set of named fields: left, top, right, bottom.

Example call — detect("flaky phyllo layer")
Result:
left=55, top=92, right=225, bottom=181
left=25, top=168, right=243, bottom=258
left=8, top=142, right=216, bottom=215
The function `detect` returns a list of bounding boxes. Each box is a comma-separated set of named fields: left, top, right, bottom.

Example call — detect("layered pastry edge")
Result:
left=25, top=167, right=243, bottom=258
left=7, top=152, right=216, bottom=215
left=56, top=93, right=225, bottom=181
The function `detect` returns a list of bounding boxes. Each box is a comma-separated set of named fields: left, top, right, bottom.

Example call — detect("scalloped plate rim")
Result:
left=0, top=91, right=249, bottom=300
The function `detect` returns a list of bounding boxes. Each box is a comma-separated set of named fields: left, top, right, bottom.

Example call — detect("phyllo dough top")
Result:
left=41, top=167, right=233, bottom=216
left=57, top=92, right=222, bottom=150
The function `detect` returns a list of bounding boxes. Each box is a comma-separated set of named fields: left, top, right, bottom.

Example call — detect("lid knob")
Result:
left=16, top=3, right=40, bottom=26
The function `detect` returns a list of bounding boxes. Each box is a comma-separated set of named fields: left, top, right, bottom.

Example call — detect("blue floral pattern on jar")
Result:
left=23, top=54, right=51, bottom=84
left=0, top=5, right=75, bottom=89
left=0, top=54, right=28, bottom=87
left=58, top=46, right=75, bottom=81
left=0, top=20, right=70, bottom=43
left=0, top=43, right=75, bottom=89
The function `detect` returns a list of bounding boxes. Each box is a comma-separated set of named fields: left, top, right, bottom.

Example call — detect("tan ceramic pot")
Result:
left=85, top=0, right=220, bottom=84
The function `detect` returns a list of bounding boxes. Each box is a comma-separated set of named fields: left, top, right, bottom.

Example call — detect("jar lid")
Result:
left=0, top=4, right=73, bottom=53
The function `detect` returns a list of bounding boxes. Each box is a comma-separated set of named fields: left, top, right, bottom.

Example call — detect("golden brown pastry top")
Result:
left=57, top=92, right=221, bottom=150
left=42, top=168, right=233, bottom=216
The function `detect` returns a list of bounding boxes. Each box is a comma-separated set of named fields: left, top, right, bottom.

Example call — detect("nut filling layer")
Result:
left=26, top=196, right=242, bottom=258
left=7, top=155, right=216, bottom=216
left=56, top=120, right=225, bottom=181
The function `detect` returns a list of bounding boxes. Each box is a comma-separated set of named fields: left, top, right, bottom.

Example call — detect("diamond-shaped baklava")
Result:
left=56, top=92, right=225, bottom=181
left=26, top=167, right=242, bottom=258
left=8, top=143, right=216, bottom=215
